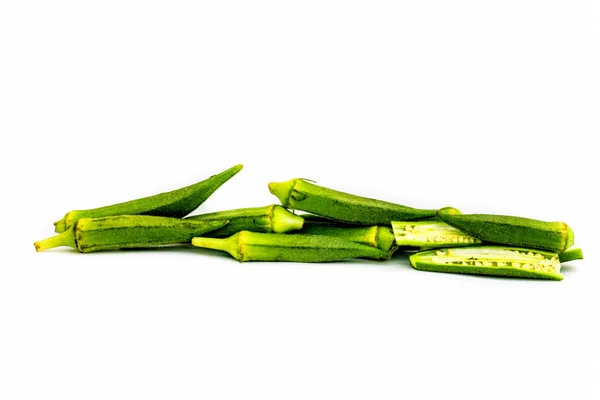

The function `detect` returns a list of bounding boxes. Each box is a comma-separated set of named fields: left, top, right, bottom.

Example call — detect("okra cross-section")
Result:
left=392, top=221, right=481, bottom=248
left=409, top=246, right=563, bottom=280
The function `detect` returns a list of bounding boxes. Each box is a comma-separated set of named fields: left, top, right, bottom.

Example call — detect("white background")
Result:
left=1, top=1, right=599, bottom=399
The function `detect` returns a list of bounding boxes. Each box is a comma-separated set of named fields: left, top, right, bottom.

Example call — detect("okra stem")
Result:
left=34, top=229, right=76, bottom=252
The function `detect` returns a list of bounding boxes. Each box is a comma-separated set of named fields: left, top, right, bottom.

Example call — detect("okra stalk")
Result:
left=268, top=179, right=436, bottom=225
left=299, top=224, right=396, bottom=251
left=192, top=231, right=393, bottom=262
left=409, top=246, right=564, bottom=280
left=437, top=207, right=574, bottom=253
left=35, top=216, right=228, bottom=253
left=185, top=205, right=304, bottom=237
left=53, top=164, right=243, bottom=233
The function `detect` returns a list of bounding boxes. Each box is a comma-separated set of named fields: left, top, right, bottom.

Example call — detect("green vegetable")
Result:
left=35, top=216, right=227, bottom=253
left=268, top=178, right=436, bottom=225
left=53, top=164, right=243, bottom=233
left=437, top=207, right=574, bottom=253
left=558, top=246, right=584, bottom=262
left=409, top=246, right=563, bottom=280
left=185, top=204, right=304, bottom=237
left=392, top=220, right=482, bottom=248
left=191, top=231, right=392, bottom=262
left=300, top=224, right=396, bottom=251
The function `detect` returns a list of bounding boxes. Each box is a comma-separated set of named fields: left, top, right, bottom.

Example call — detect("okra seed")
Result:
left=482, top=261, right=492, bottom=267
left=513, top=262, right=521, bottom=268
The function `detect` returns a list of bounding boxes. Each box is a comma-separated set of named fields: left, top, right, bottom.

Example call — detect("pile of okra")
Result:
left=35, top=164, right=583, bottom=280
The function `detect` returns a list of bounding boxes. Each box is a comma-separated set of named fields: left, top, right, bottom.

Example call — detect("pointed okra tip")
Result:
left=268, top=179, right=298, bottom=207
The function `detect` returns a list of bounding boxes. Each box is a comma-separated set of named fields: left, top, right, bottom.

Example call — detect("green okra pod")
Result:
left=268, top=178, right=436, bottom=225
left=299, top=224, right=396, bottom=251
left=409, top=246, right=564, bottom=280
left=191, top=231, right=392, bottom=262
left=185, top=205, right=304, bottom=237
left=35, top=215, right=228, bottom=253
left=392, top=220, right=482, bottom=248
left=437, top=207, right=574, bottom=253
left=53, top=164, right=243, bottom=233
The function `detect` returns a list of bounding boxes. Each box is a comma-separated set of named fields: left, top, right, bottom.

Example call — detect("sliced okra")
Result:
left=409, top=246, right=564, bottom=280
left=392, top=220, right=482, bottom=248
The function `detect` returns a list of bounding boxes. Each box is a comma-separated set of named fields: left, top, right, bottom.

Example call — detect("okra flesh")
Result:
left=36, top=216, right=228, bottom=253
left=409, top=246, right=563, bottom=280
left=392, top=221, right=482, bottom=248
left=437, top=208, right=574, bottom=253
left=192, top=231, right=392, bottom=262
left=54, top=164, right=243, bottom=233
left=269, top=179, right=436, bottom=225
left=185, top=205, right=304, bottom=237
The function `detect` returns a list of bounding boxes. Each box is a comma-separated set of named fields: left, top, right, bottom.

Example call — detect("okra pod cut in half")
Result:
left=53, top=164, right=243, bottom=233
left=185, top=205, right=304, bottom=237
left=268, top=178, right=436, bottom=225
left=191, top=231, right=393, bottom=262
left=558, top=246, right=584, bottom=263
left=409, top=246, right=564, bottom=280
left=35, top=215, right=228, bottom=253
left=437, top=207, right=574, bottom=253
left=299, top=224, right=396, bottom=251
left=392, top=220, right=482, bottom=248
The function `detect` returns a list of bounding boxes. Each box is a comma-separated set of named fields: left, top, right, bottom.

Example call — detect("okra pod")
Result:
left=53, top=164, right=243, bottom=233
left=268, top=178, right=436, bottom=225
left=35, top=216, right=228, bottom=253
left=392, top=220, right=482, bottom=248
left=299, top=224, right=396, bottom=251
left=409, top=246, right=564, bottom=280
left=191, top=231, right=392, bottom=262
left=185, top=205, right=304, bottom=237
left=437, top=207, right=574, bottom=253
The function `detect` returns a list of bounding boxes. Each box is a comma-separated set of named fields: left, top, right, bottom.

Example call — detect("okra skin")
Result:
left=409, top=246, right=563, bottom=280
left=185, top=205, right=304, bottom=237
left=437, top=208, right=574, bottom=253
left=299, top=224, right=396, bottom=251
left=268, top=179, right=436, bottom=225
left=559, top=247, right=584, bottom=262
left=53, top=164, right=243, bottom=233
left=35, top=216, right=228, bottom=253
left=192, top=231, right=392, bottom=262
